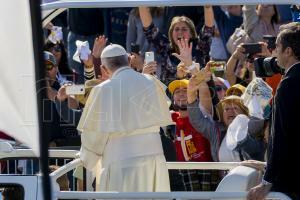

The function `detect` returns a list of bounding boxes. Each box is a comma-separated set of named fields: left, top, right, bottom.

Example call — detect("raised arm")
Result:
left=91, top=35, right=107, bottom=78
left=187, top=71, right=214, bottom=136
left=212, top=6, right=226, bottom=25
left=242, top=5, right=259, bottom=34
left=225, top=44, right=245, bottom=85
left=140, top=7, right=169, bottom=55
left=204, top=6, right=214, bottom=28
left=126, top=10, right=138, bottom=52
left=187, top=96, right=220, bottom=163
left=195, top=6, right=215, bottom=68
left=198, top=64, right=214, bottom=114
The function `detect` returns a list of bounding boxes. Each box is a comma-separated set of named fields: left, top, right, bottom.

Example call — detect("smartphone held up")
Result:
left=65, top=84, right=85, bottom=95
left=242, top=43, right=262, bottom=55
left=208, top=61, right=226, bottom=78
left=145, top=51, right=154, bottom=64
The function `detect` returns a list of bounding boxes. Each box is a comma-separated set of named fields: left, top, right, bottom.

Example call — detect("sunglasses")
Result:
left=45, top=64, right=55, bottom=71
left=215, top=85, right=227, bottom=92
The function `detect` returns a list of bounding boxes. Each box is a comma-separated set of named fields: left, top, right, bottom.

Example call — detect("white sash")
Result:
left=102, top=128, right=164, bottom=166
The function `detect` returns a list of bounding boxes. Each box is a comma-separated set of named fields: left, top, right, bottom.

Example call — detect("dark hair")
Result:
left=278, top=23, right=300, bottom=60
left=271, top=5, right=280, bottom=25
left=44, top=40, right=73, bottom=75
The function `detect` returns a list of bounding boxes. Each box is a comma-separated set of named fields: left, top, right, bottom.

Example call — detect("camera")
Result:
left=263, top=35, right=276, bottom=50
left=242, top=43, right=262, bottom=55
left=254, top=57, right=284, bottom=77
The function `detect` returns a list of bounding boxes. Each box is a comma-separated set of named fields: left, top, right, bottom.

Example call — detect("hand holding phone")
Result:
left=193, top=70, right=206, bottom=84
left=65, top=84, right=85, bottom=95
left=263, top=35, right=276, bottom=50
left=143, top=61, right=157, bottom=75
left=187, top=62, right=200, bottom=75
left=242, top=43, right=262, bottom=55
left=208, top=61, right=226, bottom=77
left=145, top=51, right=155, bottom=64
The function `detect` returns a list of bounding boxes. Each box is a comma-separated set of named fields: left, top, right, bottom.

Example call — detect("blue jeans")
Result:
left=67, top=31, right=97, bottom=84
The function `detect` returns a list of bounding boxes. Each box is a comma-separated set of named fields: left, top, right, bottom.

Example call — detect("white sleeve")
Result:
left=80, top=132, right=109, bottom=171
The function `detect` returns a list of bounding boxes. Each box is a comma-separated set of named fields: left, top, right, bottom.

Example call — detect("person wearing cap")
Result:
left=168, top=79, right=217, bottom=191
left=77, top=44, right=173, bottom=192
left=44, top=50, right=79, bottom=110
left=43, top=51, right=80, bottom=147
left=44, top=50, right=71, bottom=88
left=168, top=79, right=218, bottom=191
left=187, top=72, right=266, bottom=163
left=225, top=83, right=246, bottom=97
left=44, top=50, right=59, bottom=88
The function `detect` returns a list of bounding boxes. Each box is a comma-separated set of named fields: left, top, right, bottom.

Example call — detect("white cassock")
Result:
left=77, top=66, right=173, bottom=193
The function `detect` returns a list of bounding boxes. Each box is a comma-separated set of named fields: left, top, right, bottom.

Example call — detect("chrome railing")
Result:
left=0, top=145, right=291, bottom=200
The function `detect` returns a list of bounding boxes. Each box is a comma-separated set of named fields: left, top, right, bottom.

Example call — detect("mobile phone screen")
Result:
left=242, top=43, right=262, bottom=54
left=145, top=52, right=154, bottom=64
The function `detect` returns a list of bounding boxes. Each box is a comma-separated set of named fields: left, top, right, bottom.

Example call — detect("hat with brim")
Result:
left=216, top=95, right=249, bottom=123
left=75, top=79, right=102, bottom=105
left=168, top=79, right=189, bottom=95
left=226, top=84, right=246, bottom=97
left=101, top=44, right=127, bottom=58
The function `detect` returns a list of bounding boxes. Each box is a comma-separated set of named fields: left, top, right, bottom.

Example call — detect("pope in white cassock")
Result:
left=77, top=44, right=173, bottom=193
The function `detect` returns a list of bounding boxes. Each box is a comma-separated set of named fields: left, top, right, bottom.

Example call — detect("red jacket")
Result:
left=172, top=112, right=212, bottom=162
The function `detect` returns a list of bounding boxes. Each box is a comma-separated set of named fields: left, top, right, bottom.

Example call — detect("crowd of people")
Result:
left=1, top=4, right=300, bottom=200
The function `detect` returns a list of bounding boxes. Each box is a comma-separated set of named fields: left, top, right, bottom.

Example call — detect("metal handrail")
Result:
left=0, top=147, right=291, bottom=200
left=49, top=159, right=241, bottom=184
left=41, top=0, right=298, bottom=10
left=0, top=142, right=79, bottom=159
left=55, top=191, right=291, bottom=200
left=50, top=158, right=82, bottom=180
left=0, top=146, right=241, bottom=171
left=0, top=149, right=78, bottom=160
left=167, top=162, right=241, bottom=170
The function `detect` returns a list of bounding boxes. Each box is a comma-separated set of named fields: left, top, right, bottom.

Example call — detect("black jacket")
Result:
left=68, top=8, right=104, bottom=36
left=264, top=62, right=300, bottom=195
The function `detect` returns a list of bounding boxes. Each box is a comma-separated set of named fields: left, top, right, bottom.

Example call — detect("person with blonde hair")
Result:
left=186, top=65, right=266, bottom=162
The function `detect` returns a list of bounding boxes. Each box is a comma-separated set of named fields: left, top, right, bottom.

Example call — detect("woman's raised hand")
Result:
left=142, top=61, right=157, bottom=75
left=172, top=38, right=193, bottom=67
left=92, top=35, right=108, bottom=59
